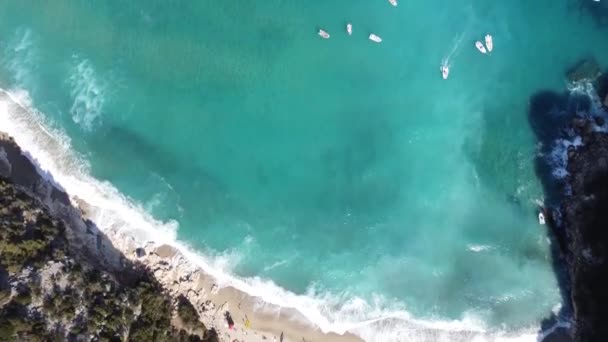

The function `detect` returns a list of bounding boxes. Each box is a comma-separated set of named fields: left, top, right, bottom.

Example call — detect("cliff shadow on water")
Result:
left=528, top=58, right=608, bottom=341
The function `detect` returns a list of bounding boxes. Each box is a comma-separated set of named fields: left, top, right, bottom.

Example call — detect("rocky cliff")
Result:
left=561, top=125, right=608, bottom=342
left=0, top=133, right=217, bottom=341
left=533, top=59, right=608, bottom=342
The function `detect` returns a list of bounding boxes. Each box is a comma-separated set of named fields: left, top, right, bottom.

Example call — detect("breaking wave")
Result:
left=0, top=88, right=542, bottom=342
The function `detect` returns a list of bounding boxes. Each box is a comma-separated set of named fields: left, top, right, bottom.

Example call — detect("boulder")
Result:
left=0, top=147, right=11, bottom=178
left=594, top=116, right=605, bottom=127
left=566, top=58, right=601, bottom=83
left=568, top=145, right=576, bottom=160
left=584, top=121, right=595, bottom=136
left=572, top=117, right=587, bottom=131
left=135, top=247, right=146, bottom=258
left=154, top=244, right=178, bottom=259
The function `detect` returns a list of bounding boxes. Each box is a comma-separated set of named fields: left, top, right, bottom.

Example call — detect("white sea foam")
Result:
left=546, top=80, right=608, bottom=180
left=468, top=244, right=492, bottom=253
left=568, top=80, right=608, bottom=117
left=548, top=136, right=583, bottom=179
left=0, top=88, right=544, bottom=342
left=68, top=57, right=106, bottom=131
left=263, top=257, right=294, bottom=272
left=2, top=28, right=36, bottom=89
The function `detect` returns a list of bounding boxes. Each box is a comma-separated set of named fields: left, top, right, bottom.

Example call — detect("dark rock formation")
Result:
left=530, top=63, right=608, bottom=341
left=528, top=59, right=608, bottom=341
left=561, top=127, right=608, bottom=342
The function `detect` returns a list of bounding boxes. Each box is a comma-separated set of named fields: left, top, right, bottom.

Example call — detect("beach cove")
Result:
left=2, top=1, right=608, bottom=341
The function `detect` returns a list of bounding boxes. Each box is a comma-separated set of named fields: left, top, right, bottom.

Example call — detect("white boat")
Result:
left=485, top=34, right=493, bottom=52
left=347, top=23, right=352, bottom=36
left=475, top=41, right=487, bottom=54
left=440, top=65, right=449, bottom=80
left=389, top=0, right=398, bottom=6
left=318, top=29, right=330, bottom=39
left=538, top=212, right=546, bottom=225
left=369, top=34, right=382, bottom=43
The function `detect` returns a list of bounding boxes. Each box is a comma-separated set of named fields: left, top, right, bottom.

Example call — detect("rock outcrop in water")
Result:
left=0, top=133, right=217, bottom=341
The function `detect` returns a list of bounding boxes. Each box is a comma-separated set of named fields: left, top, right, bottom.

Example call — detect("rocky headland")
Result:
left=532, top=58, right=608, bottom=342
left=0, top=132, right=216, bottom=341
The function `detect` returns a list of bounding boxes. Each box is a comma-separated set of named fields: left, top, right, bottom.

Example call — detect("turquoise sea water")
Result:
left=1, top=1, right=608, bottom=340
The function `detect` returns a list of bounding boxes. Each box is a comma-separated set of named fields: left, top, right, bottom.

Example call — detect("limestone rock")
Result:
left=0, top=147, right=11, bottom=178
left=135, top=247, right=146, bottom=258
left=154, top=244, right=178, bottom=259
left=566, top=58, right=601, bottom=83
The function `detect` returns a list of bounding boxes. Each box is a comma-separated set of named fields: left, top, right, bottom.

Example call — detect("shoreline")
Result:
left=0, top=88, right=368, bottom=341
left=103, top=228, right=363, bottom=342
left=0, top=128, right=362, bottom=342
left=0, top=88, right=555, bottom=341
left=0, top=91, right=363, bottom=341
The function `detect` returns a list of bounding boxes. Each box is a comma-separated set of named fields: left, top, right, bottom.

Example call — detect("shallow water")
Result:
left=1, top=0, right=607, bottom=340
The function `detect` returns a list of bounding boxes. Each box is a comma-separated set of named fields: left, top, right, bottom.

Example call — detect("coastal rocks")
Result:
left=560, top=129, right=608, bottom=341
left=0, top=147, right=11, bottom=178
left=0, top=134, right=69, bottom=209
left=566, top=58, right=601, bottom=84
left=530, top=66, right=608, bottom=342
left=570, top=117, right=596, bottom=144
left=155, top=244, right=178, bottom=259
left=567, top=145, right=576, bottom=160
left=593, top=116, right=605, bottom=127
left=135, top=247, right=146, bottom=258
left=0, top=131, right=363, bottom=342
left=0, top=144, right=211, bottom=341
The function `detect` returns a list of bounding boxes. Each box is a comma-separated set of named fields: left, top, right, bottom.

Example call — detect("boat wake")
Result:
left=440, top=31, right=467, bottom=78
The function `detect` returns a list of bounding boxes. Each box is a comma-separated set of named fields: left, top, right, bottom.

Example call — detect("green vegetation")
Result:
left=177, top=295, right=203, bottom=328
left=0, top=181, right=64, bottom=274
left=0, top=178, right=216, bottom=341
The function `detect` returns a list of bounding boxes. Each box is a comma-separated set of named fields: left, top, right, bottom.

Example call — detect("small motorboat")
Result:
left=318, top=29, right=330, bottom=39
left=369, top=34, right=382, bottom=43
left=485, top=34, right=493, bottom=52
left=347, top=23, right=352, bottom=36
left=538, top=212, right=546, bottom=225
left=389, top=0, right=398, bottom=6
left=475, top=41, right=487, bottom=54
left=440, top=65, right=449, bottom=80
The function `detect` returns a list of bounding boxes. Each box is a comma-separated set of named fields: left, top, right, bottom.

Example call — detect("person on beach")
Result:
left=225, top=311, right=235, bottom=330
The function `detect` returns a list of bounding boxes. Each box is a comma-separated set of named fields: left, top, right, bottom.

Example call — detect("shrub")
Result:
left=177, top=295, right=201, bottom=327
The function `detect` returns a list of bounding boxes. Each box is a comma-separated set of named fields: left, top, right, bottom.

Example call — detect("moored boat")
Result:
left=441, top=65, right=449, bottom=80
left=475, top=41, right=487, bottom=54
left=347, top=23, right=352, bottom=36
left=485, top=34, right=493, bottom=52
left=369, top=34, right=382, bottom=43
left=538, top=212, right=546, bottom=225
left=318, top=29, right=330, bottom=39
